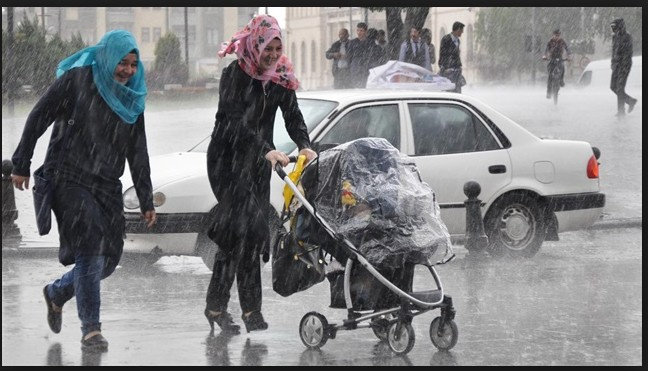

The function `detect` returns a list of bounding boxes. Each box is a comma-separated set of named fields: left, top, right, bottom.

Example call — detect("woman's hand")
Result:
left=299, top=148, right=318, bottom=164
left=11, top=175, right=30, bottom=191
left=265, top=149, right=290, bottom=168
left=142, top=210, right=157, bottom=228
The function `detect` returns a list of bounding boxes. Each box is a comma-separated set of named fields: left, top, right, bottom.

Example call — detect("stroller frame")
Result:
left=274, top=158, right=458, bottom=355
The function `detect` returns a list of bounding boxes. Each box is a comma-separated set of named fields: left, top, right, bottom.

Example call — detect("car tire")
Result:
left=196, top=209, right=285, bottom=271
left=484, top=193, right=547, bottom=258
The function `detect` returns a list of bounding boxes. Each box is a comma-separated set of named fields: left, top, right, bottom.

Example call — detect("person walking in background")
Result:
left=376, top=29, right=389, bottom=55
left=367, top=28, right=388, bottom=69
left=399, top=26, right=430, bottom=71
left=439, top=21, right=466, bottom=92
left=348, top=22, right=373, bottom=88
left=609, top=18, right=638, bottom=117
left=541, top=29, right=572, bottom=99
left=420, top=28, right=436, bottom=73
left=10, top=29, right=157, bottom=353
left=325, top=28, right=351, bottom=89
left=205, top=14, right=317, bottom=335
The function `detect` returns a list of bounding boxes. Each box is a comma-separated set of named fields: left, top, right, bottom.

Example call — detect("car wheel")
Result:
left=196, top=209, right=285, bottom=271
left=484, top=193, right=547, bottom=258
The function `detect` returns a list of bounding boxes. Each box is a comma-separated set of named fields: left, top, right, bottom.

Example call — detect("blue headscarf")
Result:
left=56, top=30, right=147, bottom=124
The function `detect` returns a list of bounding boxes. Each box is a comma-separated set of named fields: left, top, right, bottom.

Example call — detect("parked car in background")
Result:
left=577, top=55, right=642, bottom=90
left=121, top=89, right=605, bottom=269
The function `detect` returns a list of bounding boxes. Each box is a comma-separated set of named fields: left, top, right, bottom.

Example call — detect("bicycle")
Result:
left=543, top=57, right=569, bottom=105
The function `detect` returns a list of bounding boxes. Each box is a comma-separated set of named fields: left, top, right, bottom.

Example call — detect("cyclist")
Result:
left=542, top=29, right=572, bottom=99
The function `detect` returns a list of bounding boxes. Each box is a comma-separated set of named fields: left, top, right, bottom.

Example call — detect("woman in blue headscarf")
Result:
left=11, top=30, right=157, bottom=352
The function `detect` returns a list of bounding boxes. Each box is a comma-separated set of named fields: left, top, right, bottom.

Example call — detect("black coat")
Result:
left=611, top=18, right=633, bottom=74
left=438, top=33, right=462, bottom=71
left=206, top=61, right=311, bottom=254
left=325, top=39, right=350, bottom=76
left=12, top=66, right=154, bottom=265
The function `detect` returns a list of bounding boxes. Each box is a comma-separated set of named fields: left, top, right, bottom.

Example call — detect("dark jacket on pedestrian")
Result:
left=206, top=60, right=311, bottom=253
left=348, top=38, right=373, bottom=88
left=438, top=33, right=462, bottom=71
left=325, top=39, right=350, bottom=77
left=611, top=18, right=633, bottom=75
left=12, top=66, right=154, bottom=265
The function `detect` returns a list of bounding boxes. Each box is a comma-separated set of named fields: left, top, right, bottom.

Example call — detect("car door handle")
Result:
left=489, top=165, right=507, bottom=174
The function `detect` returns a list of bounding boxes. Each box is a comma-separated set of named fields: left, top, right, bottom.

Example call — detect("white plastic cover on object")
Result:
left=366, top=60, right=456, bottom=91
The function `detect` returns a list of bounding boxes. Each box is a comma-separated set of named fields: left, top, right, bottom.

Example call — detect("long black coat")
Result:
left=12, top=66, right=154, bottom=265
left=610, top=18, right=633, bottom=91
left=206, top=61, right=311, bottom=255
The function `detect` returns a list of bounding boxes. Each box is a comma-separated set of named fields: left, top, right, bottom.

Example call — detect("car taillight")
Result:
left=586, top=155, right=599, bottom=179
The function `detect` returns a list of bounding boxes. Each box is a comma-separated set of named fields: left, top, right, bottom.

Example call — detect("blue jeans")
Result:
left=46, top=254, right=117, bottom=337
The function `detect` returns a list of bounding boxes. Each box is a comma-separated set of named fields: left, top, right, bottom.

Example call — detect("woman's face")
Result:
left=259, top=38, right=282, bottom=73
left=114, top=53, right=138, bottom=85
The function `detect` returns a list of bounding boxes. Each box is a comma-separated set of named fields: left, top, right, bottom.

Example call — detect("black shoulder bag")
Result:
left=32, top=119, right=73, bottom=236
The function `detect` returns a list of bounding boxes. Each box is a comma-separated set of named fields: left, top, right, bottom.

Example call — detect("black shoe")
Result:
left=81, top=333, right=108, bottom=352
left=546, top=92, right=551, bottom=99
left=205, top=309, right=240, bottom=334
left=242, top=311, right=268, bottom=333
left=628, top=98, right=638, bottom=113
left=560, top=80, right=565, bottom=87
left=43, top=285, right=62, bottom=334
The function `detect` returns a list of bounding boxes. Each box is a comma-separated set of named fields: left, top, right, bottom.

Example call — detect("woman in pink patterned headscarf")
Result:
left=204, top=14, right=316, bottom=335
left=218, top=14, right=299, bottom=90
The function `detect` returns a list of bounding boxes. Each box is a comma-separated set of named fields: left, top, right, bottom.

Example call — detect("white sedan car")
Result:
left=121, top=89, right=605, bottom=268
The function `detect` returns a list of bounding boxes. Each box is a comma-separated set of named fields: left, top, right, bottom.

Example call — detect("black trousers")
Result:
left=611, top=67, right=635, bottom=113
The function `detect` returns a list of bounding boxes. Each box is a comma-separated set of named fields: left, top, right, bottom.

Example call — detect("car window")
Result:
left=319, top=104, right=400, bottom=148
left=409, top=103, right=499, bottom=156
left=273, top=98, right=338, bottom=153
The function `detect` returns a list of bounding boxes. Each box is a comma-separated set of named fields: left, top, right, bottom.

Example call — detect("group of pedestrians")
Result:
left=325, top=22, right=387, bottom=89
left=327, top=21, right=466, bottom=92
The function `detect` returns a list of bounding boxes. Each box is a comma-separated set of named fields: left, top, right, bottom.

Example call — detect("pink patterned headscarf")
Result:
left=218, top=14, right=299, bottom=90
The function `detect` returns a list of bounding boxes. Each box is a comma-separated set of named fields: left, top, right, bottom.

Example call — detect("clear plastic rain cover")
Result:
left=304, top=138, right=453, bottom=269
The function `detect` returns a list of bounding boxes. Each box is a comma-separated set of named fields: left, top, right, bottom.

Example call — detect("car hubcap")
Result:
left=499, top=205, right=534, bottom=250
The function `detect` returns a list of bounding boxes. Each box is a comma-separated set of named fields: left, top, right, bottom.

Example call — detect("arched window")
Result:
left=301, top=41, right=307, bottom=74
left=311, top=41, right=317, bottom=73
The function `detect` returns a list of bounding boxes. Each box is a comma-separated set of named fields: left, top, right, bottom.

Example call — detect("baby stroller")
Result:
left=272, top=138, right=458, bottom=355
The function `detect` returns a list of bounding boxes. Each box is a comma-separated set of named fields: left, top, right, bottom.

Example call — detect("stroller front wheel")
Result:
left=387, top=321, right=415, bottom=355
left=429, top=316, right=459, bottom=350
left=299, top=312, right=330, bottom=349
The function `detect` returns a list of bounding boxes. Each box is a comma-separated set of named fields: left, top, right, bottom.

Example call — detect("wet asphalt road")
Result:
left=2, top=226, right=641, bottom=366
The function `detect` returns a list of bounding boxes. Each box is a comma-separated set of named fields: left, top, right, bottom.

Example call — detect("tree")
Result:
left=365, top=7, right=430, bottom=60
left=473, top=7, right=642, bottom=81
left=148, top=32, right=189, bottom=89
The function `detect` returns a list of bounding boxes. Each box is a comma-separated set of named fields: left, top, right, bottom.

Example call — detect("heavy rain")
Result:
left=2, top=6, right=642, bottom=366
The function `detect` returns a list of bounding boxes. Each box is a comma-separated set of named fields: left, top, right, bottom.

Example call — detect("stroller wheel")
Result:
left=371, top=314, right=393, bottom=341
left=429, top=317, right=459, bottom=350
left=387, top=321, right=415, bottom=355
left=299, top=312, right=330, bottom=349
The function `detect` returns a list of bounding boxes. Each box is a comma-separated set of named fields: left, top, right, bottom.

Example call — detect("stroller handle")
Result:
left=273, top=155, right=299, bottom=179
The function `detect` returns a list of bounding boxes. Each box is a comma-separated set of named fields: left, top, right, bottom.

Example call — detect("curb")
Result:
left=587, top=217, right=642, bottom=230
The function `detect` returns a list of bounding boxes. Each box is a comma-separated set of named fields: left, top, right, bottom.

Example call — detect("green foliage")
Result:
left=2, top=12, right=87, bottom=97
left=148, top=32, right=188, bottom=89
left=473, top=7, right=642, bottom=81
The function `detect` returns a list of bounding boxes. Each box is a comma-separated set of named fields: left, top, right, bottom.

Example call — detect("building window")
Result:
left=301, top=41, right=307, bottom=73
left=153, top=27, right=162, bottom=42
left=311, top=41, right=317, bottom=73
left=141, top=27, right=150, bottom=43
left=207, top=28, right=219, bottom=46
